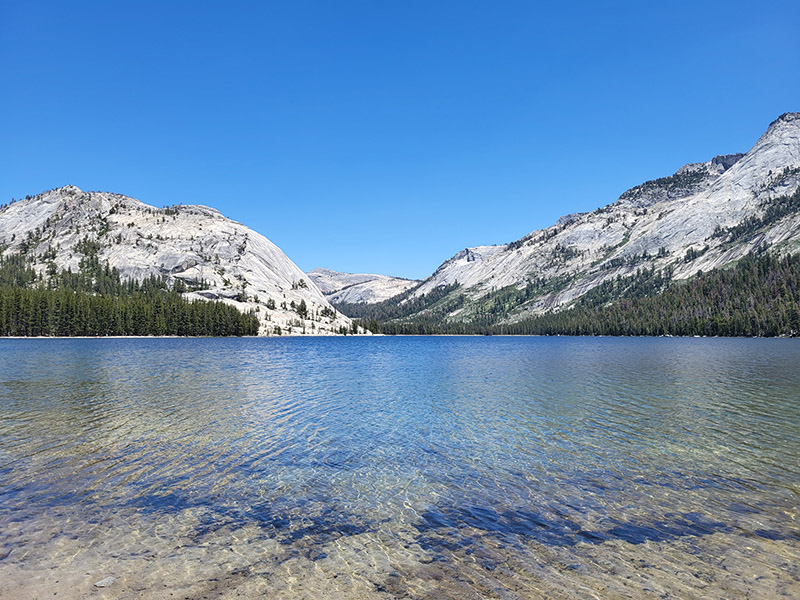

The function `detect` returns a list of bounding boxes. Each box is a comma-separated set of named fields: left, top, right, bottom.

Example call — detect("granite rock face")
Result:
left=0, top=187, right=354, bottom=335
left=5, top=114, right=799, bottom=331
left=407, top=113, right=800, bottom=322
left=307, top=268, right=418, bottom=304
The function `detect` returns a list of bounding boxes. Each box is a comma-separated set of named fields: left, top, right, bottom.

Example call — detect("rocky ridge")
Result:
left=0, top=186, right=355, bottom=335
left=399, top=113, right=800, bottom=324
left=307, top=268, right=418, bottom=304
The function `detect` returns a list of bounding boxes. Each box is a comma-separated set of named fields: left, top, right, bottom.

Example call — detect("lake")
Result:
left=0, top=337, right=798, bottom=599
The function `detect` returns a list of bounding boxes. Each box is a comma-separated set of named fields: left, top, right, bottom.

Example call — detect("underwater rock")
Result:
left=93, top=576, right=116, bottom=588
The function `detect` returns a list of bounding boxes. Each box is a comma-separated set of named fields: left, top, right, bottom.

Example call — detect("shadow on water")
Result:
left=237, top=500, right=371, bottom=546
left=129, top=487, right=794, bottom=564
left=129, top=491, right=371, bottom=553
left=414, top=502, right=795, bottom=550
left=3, top=337, right=800, bottom=597
left=122, top=452, right=798, bottom=563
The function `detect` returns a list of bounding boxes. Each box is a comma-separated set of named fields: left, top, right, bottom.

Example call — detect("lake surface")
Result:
left=0, top=337, right=798, bottom=599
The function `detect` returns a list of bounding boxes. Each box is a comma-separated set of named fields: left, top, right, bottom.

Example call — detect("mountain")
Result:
left=5, top=113, right=798, bottom=337
left=307, top=268, right=418, bottom=304
left=345, top=113, right=800, bottom=331
left=0, top=186, right=355, bottom=335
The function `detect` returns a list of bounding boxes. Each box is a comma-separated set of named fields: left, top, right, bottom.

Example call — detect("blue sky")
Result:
left=2, top=1, right=798, bottom=280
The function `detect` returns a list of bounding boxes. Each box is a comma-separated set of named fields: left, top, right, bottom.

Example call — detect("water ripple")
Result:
left=0, top=337, right=798, bottom=599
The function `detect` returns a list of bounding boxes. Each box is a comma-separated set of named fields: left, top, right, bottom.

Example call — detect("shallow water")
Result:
left=0, top=336, right=798, bottom=599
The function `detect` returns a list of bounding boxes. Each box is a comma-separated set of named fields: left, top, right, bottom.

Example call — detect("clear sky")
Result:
left=2, top=1, right=798, bottom=280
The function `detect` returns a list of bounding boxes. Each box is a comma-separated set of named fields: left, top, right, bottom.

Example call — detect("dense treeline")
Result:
left=361, top=252, right=800, bottom=337
left=335, top=282, right=462, bottom=322
left=0, top=250, right=259, bottom=337
left=503, top=252, right=800, bottom=337
left=0, top=287, right=259, bottom=336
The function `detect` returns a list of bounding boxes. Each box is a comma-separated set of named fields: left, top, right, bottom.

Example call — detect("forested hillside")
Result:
left=0, top=247, right=259, bottom=337
left=359, top=252, right=800, bottom=337
left=0, top=185, right=354, bottom=335
left=344, top=114, right=800, bottom=329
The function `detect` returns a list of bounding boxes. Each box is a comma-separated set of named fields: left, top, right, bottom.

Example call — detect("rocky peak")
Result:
left=710, top=114, right=800, bottom=198
left=768, top=111, right=800, bottom=129
left=710, top=153, right=744, bottom=171
left=756, top=112, right=800, bottom=147
left=60, top=184, right=82, bottom=195
left=617, top=162, right=714, bottom=208
left=674, top=162, right=707, bottom=176
left=556, top=212, right=586, bottom=226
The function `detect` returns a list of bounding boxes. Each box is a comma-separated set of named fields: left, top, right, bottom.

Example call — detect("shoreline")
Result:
left=0, top=333, right=797, bottom=340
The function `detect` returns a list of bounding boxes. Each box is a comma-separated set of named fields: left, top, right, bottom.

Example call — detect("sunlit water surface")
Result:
left=0, top=337, right=798, bottom=599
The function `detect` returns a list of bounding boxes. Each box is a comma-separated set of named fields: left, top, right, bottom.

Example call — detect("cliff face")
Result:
left=0, top=186, right=353, bottom=335
left=402, top=113, right=800, bottom=324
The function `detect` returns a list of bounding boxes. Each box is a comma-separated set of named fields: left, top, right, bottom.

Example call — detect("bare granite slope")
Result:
left=307, top=268, right=418, bottom=304
left=0, top=186, right=354, bottom=335
left=408, top=113, right=800, bottom=322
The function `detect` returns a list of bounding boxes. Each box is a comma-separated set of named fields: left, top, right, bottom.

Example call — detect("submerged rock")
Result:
left=93, top=576, right=116, bottom=588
